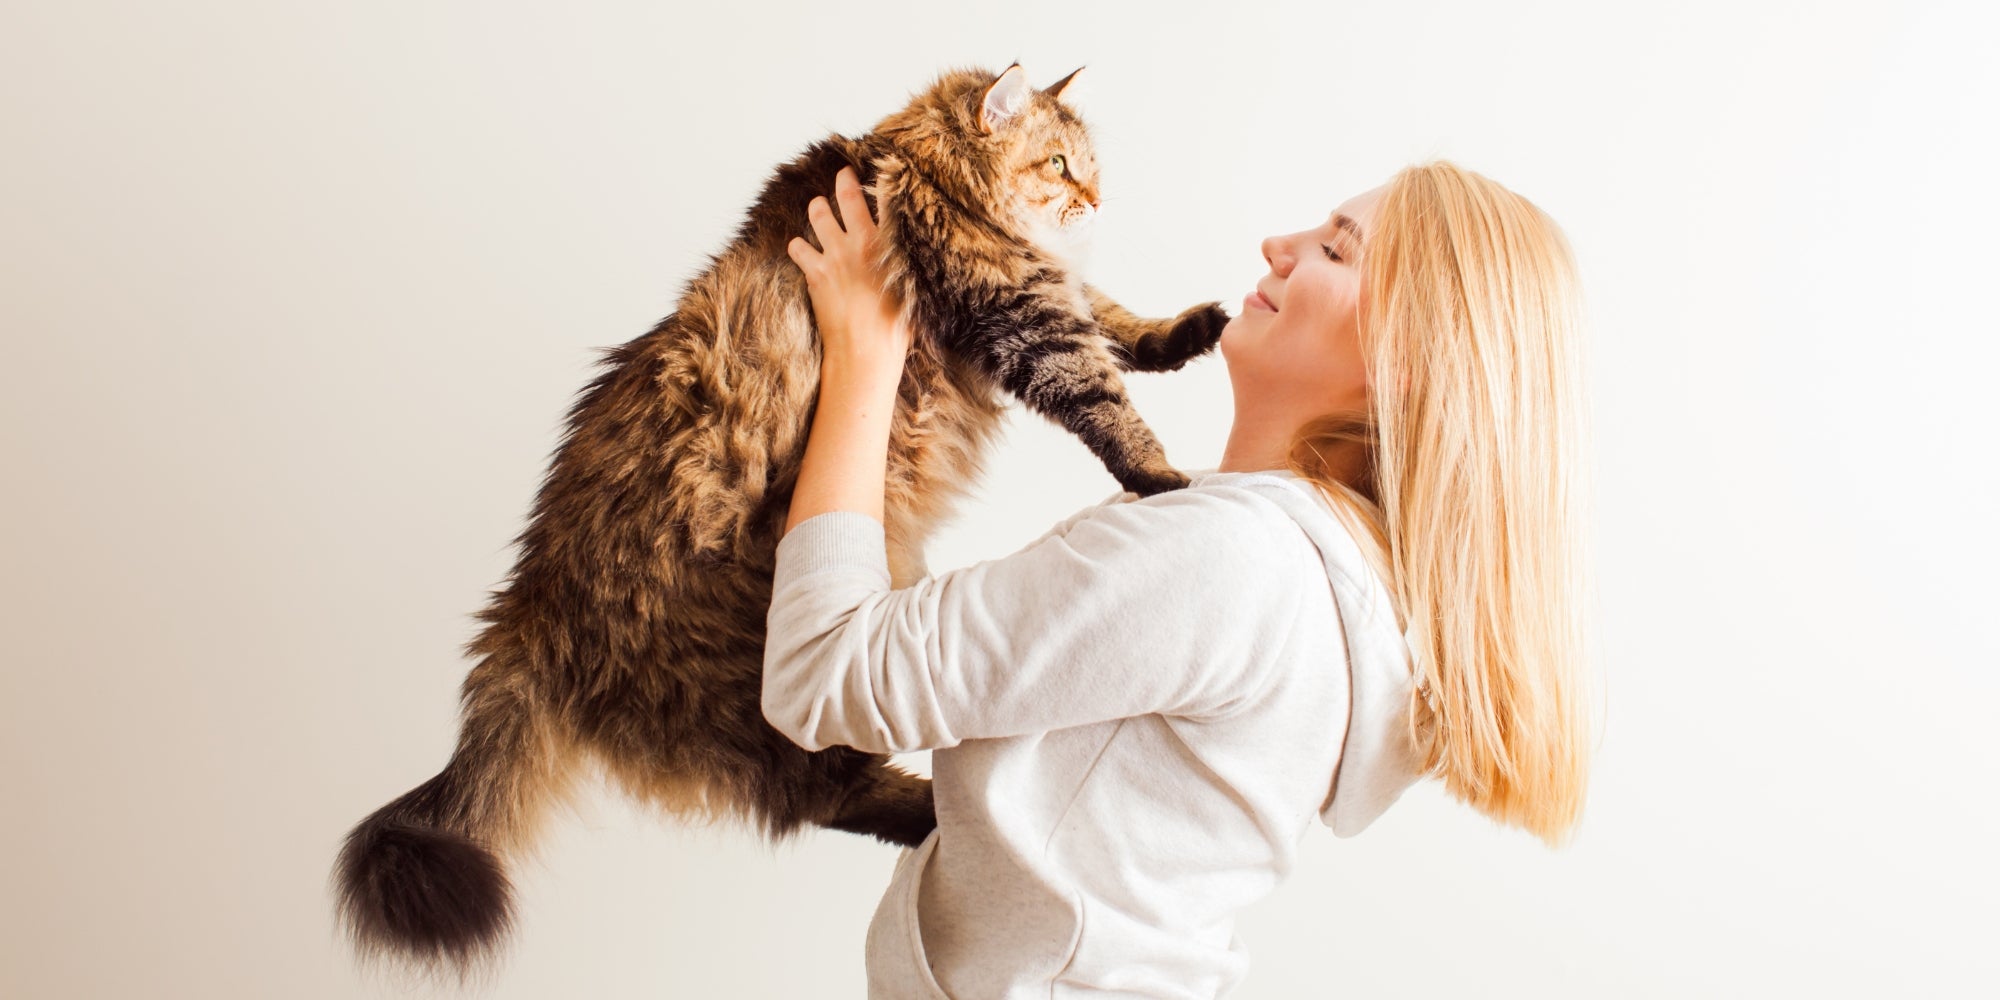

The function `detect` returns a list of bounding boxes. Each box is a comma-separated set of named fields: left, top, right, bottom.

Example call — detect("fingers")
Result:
left=786, top=236, right=821, bottom=283
left=804, top=167, right=874, bottom=253
left=806, top=194, right=841, bottom=250
left=834, top=166, right=873, bottom=235
left=794, top=168, right=882, bottom=295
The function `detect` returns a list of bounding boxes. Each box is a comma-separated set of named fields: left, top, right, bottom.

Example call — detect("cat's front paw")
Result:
left=1174, top=301, right=1230, bottom=357
left=1140, top=301, right=1230, bottom=372
left=1119, top=463, right=1193, bottom=497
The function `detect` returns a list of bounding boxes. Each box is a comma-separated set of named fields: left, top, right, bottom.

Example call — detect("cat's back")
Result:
left=736, top=135, right=872, bottom=261
left=644, top=136, right=876, bottom=403
left=626, top=140, right=873, bottom=437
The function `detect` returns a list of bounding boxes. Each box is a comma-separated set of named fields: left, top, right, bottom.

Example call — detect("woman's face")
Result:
left=1220, top=184, right=1387, bottom=419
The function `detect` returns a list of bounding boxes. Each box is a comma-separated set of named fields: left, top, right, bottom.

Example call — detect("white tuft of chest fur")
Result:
left=1022, top=203, right=1097, bottom=273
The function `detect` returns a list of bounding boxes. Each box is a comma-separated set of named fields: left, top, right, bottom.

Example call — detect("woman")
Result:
left=768, top=161, right=1595, bottom=998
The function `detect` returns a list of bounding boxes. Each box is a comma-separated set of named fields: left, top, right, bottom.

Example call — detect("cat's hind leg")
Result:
left=595, top=648, right=937, bottom=850
left=816, top=748, right=936, bottom=848
left=727, top=733, right=935, bottom=849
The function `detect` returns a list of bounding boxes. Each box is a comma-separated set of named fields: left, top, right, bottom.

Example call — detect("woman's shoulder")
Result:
left=978, top=471, right=1330, bottom=641
left=1050, top=469, right=1319, bottom=564
left=1132, top=468, right=1319, bottom=522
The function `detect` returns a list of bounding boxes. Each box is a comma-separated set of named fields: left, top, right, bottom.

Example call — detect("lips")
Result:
left=1245, top=288, right=1277, bottom=312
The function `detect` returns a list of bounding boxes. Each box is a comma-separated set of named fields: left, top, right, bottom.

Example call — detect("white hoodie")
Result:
left=762, top=469, right=1428, bottom=999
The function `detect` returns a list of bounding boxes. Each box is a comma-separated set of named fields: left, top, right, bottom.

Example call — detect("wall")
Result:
left=1, top=1, right=1992, bottom=996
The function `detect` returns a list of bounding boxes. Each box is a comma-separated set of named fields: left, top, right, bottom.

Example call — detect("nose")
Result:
left=1261, top=233, right=1293, bottom=277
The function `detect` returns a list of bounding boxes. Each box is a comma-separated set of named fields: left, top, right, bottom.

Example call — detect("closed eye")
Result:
left=1321, top=243, right=1343, bottom=263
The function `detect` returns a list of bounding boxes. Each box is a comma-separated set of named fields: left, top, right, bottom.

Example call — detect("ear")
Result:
left=1043, top=66, right=1085, bottom=106
left=979, top=64, right=1031, bottom=134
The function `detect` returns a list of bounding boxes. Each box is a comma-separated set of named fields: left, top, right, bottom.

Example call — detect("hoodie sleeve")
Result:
left=760, top=492, right=1305, bottom=754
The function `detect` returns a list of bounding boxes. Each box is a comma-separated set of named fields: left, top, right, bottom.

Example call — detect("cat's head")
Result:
left=880, top=65, right=1100, bottom=265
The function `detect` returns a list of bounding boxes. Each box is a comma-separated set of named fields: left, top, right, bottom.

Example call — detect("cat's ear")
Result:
left=980, top=64, right=1032, bottom=134
left=1043, top=66, right=1086, bottom=107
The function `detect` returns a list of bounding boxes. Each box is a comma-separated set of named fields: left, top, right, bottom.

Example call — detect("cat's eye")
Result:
left=1050, top=154, right=1068, bottom=176
left=1321, top=243, right=1344, bottom=263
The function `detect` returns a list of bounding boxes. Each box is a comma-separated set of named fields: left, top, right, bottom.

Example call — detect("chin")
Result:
left=1024, top=213, right=1096, bottom=271
left=1218, top=312, right=1250, bottom=353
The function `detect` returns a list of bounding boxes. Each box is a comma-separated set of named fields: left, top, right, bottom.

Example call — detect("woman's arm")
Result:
left=762, top=491, right=1303, bottom=753
left=782, top=166, right=911, bottom=533
left=769, top=169, right=1299, bottom=755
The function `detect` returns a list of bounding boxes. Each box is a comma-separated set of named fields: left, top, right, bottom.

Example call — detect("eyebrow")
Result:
left=1332, top=213, right=1366, bottom=246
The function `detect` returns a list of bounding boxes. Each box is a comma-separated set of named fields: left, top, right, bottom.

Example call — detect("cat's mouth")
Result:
left=1059, top=207, right=1097, bottom=230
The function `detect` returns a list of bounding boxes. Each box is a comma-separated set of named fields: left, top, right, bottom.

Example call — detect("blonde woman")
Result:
left=768, top=161, right=1596, bottom=998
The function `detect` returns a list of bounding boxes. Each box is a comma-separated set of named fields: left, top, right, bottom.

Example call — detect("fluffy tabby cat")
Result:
left=333, top=63, right=1228, bottom=978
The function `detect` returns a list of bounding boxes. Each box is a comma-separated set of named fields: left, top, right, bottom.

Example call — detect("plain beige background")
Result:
left=3, top=0, right=1995, bottom=997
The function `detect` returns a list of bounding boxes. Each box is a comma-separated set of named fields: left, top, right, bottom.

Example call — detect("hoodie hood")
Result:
left=1194, top=470, right=1429, bottom=837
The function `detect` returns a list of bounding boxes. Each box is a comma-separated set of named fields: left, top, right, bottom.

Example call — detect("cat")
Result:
left=333, top=63, right=1229, bottom=980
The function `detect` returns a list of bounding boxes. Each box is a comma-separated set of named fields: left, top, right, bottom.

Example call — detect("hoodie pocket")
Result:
left=865, top=832, right=952, bottom=1000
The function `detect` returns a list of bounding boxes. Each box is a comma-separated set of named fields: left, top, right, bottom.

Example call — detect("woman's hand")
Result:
left=780, top=166, right=909, bottom=535
left=787, top=166, right=911, bottom=391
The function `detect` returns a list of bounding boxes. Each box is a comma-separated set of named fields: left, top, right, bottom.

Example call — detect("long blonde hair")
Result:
left=1289, top=161, right=1598, bottom=847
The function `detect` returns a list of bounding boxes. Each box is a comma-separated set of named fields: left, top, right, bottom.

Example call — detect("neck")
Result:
left=1219, top=412, right=1374, bottom=494
left=1216, top=410, right=1298, bottom=473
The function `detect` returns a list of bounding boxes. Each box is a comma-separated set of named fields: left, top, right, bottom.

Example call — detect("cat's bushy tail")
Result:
left=332, top=664, right=568, bottom=984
